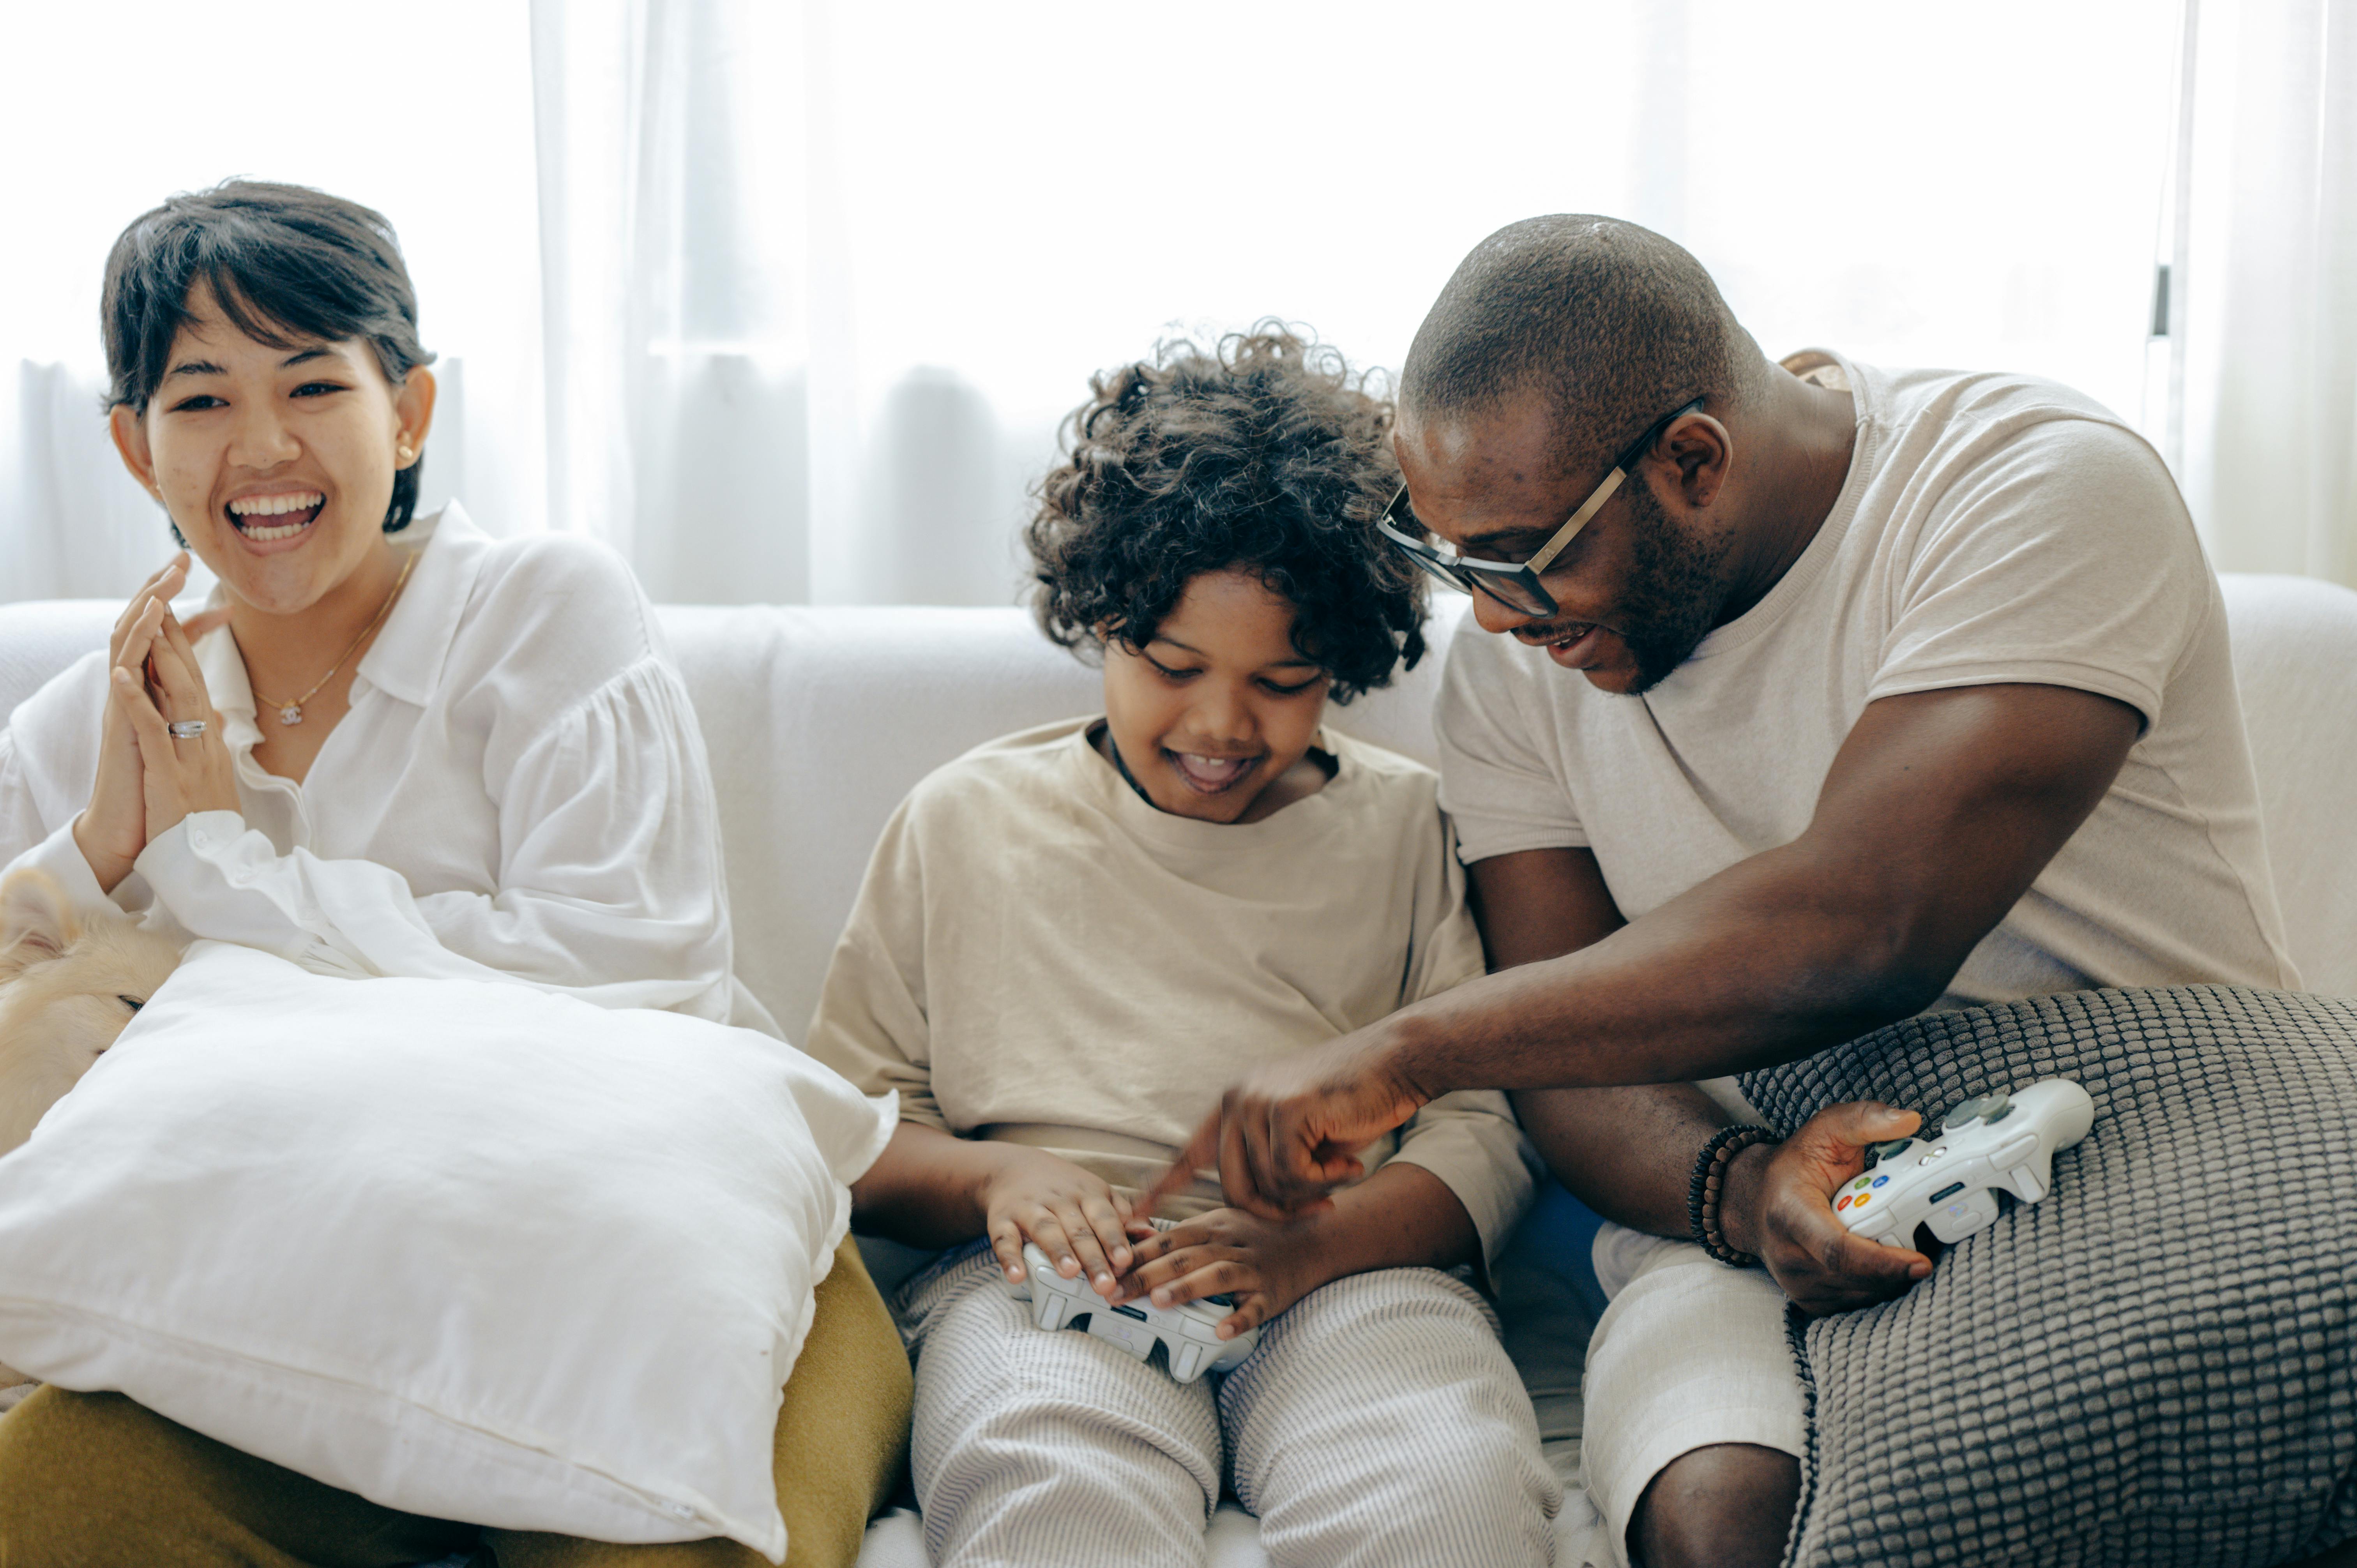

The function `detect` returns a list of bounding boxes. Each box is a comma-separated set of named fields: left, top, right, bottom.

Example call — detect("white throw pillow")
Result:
left=0, top=941, right=893, bottom=1561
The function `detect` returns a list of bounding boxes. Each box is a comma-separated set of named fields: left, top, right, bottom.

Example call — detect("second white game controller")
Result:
left=1834, top=1078, right=2095, bottom=1247
left=1008, top=1241, right=1260, bottom=1382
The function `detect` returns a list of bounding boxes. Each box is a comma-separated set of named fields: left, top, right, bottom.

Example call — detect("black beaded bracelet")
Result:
left=1687, top=1123, right=1777, bottom=1268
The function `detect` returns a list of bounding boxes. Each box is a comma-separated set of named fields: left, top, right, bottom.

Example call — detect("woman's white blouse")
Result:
left=0, top=503, right=763, bottom=1028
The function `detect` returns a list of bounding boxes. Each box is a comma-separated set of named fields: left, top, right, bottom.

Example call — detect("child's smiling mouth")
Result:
left=1166, top=750, right=1260, bottom=794
left=226, top=490, right=325, bottom=546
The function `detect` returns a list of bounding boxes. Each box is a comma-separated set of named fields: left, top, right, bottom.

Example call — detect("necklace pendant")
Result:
left=278, top=705, right=303, bottom=727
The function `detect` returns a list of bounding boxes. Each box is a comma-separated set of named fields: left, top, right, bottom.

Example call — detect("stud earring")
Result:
left=396, top=441, right=417, bottom=466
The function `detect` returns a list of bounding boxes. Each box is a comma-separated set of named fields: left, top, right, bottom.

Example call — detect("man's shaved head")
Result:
left=1400, top=215, right=1757, bottom=473
left=1391, top=216, right=1823, bottom=696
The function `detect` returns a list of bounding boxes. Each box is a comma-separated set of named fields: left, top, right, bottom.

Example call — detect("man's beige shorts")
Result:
left=1580, top=1223, right=1808, bottom=1568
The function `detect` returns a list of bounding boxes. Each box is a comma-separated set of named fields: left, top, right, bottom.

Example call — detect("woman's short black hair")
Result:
left=101, top=180, right=436, bottom=534
left=1027, top=325, right=1425, bottom=704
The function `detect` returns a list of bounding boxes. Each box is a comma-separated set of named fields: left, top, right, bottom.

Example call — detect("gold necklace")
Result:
left=250, top=550, right=418, bottom=727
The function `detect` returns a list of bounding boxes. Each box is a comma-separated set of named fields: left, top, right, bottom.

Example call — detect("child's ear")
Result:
left=0, top=870, right=77, bottom=979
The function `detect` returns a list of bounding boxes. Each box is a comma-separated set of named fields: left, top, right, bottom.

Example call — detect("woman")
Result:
left=7, top=180, right=751, bottom=1020
left=0, top=181, right=908, bottom=1568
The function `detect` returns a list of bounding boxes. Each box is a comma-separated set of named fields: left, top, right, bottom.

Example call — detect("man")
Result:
left=1150, top=216, right=2297, bottom=1568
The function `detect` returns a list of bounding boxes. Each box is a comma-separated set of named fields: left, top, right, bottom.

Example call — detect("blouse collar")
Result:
left=357, top=501, right=488, bottom=708
left=193, top=620, right=262, bottom=754
left=191, top=501, right=489, bottom=744
left=192, top=502, right=488, bottom=740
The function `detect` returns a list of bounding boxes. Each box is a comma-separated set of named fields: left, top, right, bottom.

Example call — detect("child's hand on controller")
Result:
left=1113, top=1207, right=1323, bottom=1340
left=981, top=1146, right=1137, bottom=1299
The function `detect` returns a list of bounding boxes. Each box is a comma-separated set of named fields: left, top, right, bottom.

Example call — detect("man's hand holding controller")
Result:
left=1713, top=1102, right=1934, bottom=1315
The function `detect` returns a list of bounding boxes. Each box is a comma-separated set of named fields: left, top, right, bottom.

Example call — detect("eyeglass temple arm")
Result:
left=1523, top=467, right=1625, bottom=577
left=1524, top=397, right=1705, bottom=577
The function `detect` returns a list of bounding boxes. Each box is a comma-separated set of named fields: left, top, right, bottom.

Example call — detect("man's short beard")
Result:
left=1611, top=478, right=1734, bottom=694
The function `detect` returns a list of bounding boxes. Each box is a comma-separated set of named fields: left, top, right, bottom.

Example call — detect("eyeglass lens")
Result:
left=1387, top=495, right=1557, bottom=616
left=1469, top=575, right=1553, bottom=617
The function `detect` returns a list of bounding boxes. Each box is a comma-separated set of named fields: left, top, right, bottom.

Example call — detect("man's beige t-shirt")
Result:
left=803, top=718, right=1537, bottom=1264
left=1436, top=354, right=2299, bottom=1005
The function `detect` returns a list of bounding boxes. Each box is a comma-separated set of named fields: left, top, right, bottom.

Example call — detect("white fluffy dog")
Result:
left=0, top=867, right=183, bottom=1405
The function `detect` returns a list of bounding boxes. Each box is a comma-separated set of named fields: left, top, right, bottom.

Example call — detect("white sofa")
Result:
left=3, top=573, right=2353, bottom=1567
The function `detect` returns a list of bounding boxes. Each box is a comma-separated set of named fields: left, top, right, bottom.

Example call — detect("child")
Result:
left=804, top=329, right=1558, bottom=1568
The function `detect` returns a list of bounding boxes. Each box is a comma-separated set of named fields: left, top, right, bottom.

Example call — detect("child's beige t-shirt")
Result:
left=802, top=717, right=1537, bottom=1265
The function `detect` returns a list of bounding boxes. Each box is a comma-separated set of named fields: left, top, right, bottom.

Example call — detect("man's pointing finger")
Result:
left=1145, top=1111, right=1221, bottom=1216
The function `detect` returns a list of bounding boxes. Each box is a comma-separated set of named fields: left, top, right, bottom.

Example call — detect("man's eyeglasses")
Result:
left=1376, top=397, right=1707, bottom=618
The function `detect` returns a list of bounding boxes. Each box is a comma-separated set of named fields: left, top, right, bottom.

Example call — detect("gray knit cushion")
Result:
left=1738, top=986, right=2357, bottom=1568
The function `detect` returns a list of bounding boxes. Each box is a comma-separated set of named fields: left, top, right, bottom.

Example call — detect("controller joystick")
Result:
left=1863, top=1137, right=1916, bottom=1171
left=1007, top=1241, right=1260, bottom=1383
left=1834, top=1078, right=2094, bottom=1248
left=1940, top=1091, right=2016, bottom=1132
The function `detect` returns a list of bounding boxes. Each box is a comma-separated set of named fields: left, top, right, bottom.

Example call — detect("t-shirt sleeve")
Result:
left=1389, top=792, right=1540, bottom=1268
left=1433, top=627, right=1587, bottom=864
left=799, top=792, right=946, bottom=1130
left=1387, top=1090, right=1541, bottom=1274
left=1404, top=814, right=1489, bottom=1004
left=1870, top=417, right=2213, bottom=729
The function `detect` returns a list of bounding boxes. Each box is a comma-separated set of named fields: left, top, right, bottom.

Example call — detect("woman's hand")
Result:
left=75, top=557, right=194, bottom=890
left=113, top=592, right=239, bottom=848
left=75, top=554, right=230, bottom=889
left=1114, top=1206, right=1325, bottom=1340
left=979, top=1146, right=1139, bottom=1300
left=1719, top=1101, right=1934, bottom=1316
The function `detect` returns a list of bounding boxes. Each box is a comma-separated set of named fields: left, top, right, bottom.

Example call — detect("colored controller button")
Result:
left=1871, top=1175, right=1889, bottom=1187
left=1836, top=1195, right=1853, bottom=1210
left=1852, top=1194, right=1870, bottom=1207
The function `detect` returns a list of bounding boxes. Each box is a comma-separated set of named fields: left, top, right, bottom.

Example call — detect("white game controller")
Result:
left=1008, top=1241, right=1260, bottom=1383
left=1834, top=1078, right=2096, bottom=1247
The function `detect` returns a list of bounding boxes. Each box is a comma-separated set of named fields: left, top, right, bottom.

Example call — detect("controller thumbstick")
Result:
left=1940, top=1091, right=2014, bottom=1134
left=1863, top=1137, right=1915, bottom=1171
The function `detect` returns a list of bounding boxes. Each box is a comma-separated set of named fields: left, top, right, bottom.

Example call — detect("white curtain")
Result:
left=528, top=0, right=819, bottom=604
left=14, top=0, right=2320, bottom=610
left=2163, top=0, right=2357, bottom=586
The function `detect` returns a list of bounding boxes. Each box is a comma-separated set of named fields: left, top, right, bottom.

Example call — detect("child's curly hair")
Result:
left=1026, top=325, right=1426, bottom=704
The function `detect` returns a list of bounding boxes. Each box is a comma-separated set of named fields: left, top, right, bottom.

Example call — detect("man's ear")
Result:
left=0, top=870, right=78, bottom=979
left=108, top=404, right=162, bottom=502
left=1659, top=412, right=1733, bottom=510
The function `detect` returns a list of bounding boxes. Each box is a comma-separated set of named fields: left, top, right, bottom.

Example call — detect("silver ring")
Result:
left=166, top=719, right=208, bottom=741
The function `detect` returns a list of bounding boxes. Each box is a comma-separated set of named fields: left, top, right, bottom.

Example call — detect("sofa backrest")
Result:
left=661, top=602, right=1466, bottom=1035
left=2212, top=575, right=2357, bottom=995
left=3, top=576, right=2351, bottom=1026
